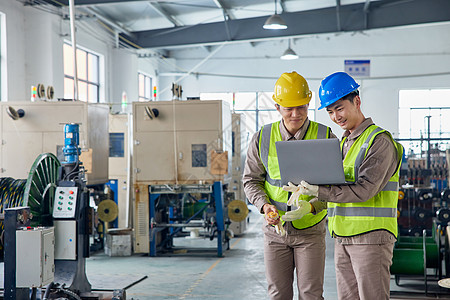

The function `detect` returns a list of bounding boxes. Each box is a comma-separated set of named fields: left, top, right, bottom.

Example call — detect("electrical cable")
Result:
left=0, top=177, right=27, bottom=232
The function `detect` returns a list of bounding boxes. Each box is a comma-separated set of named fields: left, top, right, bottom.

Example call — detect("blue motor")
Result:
left=63, top=123, right=81, bottom=164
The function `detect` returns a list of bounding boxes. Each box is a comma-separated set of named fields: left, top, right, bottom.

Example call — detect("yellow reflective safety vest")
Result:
left=327, top=125, right=404, bottom=238
left=258, top=120, right=330, bottom=229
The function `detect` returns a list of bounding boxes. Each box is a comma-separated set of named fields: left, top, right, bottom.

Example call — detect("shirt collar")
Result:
left=343, top=117, right=374, bottom=140
left=280, top=118, right=310, bottom=141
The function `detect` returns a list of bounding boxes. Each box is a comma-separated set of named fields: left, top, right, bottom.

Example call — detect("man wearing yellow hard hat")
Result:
left=243, top=71, right=335, bottom=300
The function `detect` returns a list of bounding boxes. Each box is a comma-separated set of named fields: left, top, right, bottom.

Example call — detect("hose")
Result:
left=43, top=282, right=55, bottom=300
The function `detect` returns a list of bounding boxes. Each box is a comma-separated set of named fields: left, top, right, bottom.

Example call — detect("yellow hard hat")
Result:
left=272, top=71, right=312, bottom=107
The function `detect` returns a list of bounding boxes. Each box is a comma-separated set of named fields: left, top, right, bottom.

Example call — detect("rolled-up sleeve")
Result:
left=318, top=133, right=399, bottom=203
left=242, top=132, right=269, bottom=214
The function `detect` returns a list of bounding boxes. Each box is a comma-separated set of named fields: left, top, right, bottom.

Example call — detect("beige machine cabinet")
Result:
left=231, top=113, right=248, bottom=202
left=0, top=102, right=109, bottom=185
left=132, top=100, right=232, bottom=253
left=229, top=113, right=249, bottom=236
left=132, top=100, right=232, bottom=184
left=109, top=113, right=131, bottom=228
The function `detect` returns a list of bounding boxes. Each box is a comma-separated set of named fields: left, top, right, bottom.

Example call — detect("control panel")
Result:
left=53, top=186, right=78, bottom=218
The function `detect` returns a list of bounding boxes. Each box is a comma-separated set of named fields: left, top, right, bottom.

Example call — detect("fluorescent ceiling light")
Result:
left=263, top=14, right=287, bottom=30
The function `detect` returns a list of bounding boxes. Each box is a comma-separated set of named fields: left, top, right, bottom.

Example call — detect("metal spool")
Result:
left=413, top=207, right=432, bottom=223
left=408, top=226, right=425, bottom=237
left=0, top=153, right=60, bottom=229
left=418, top=190, right=433, bottom=203
left=437, top=208, right=450, bottom=223
left=442, top=189, right=450, bottom=202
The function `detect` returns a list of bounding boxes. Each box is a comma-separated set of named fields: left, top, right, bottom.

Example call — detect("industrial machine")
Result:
left=0, top=101, right=110, bottom=253
left=228, top=113, right=249, bottom=236
left=132, top=100, right=246, bottom=256
left=108, top=113, right=132, bottom=229
left=1, top=123, right=126, bottom=300
left=391, top=143, right=450, bottom=295
left=0, top=101, right=109, bottom=185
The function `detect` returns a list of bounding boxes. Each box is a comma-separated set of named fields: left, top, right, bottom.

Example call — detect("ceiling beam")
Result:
left=121, top=0, right=450, bottom=49
left=213, top=0, right=234, bottom=20
left=148, top=2, right=183, bottom=27
left=44, top=0, right=154, bottom=6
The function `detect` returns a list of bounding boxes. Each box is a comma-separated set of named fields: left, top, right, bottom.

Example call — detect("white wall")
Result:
left=166, top=23, right=450, bottom=137
left=0, top=1, right=158, bottom=105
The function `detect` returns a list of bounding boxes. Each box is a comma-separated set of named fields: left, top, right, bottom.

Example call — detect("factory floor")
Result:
left=82, top=205, right=450, bottom=300
left=2, top=205, right=450, bottom=299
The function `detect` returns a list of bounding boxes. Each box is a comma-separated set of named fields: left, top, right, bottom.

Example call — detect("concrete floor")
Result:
left=2, top=205, right=450, bottom=299
left=84, top=205, right=450, bottom=300
left=86, top=205, right=337, bottom=300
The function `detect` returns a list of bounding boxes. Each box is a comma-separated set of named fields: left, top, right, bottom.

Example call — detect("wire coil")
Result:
left=0, top=177, right=26, bottom=213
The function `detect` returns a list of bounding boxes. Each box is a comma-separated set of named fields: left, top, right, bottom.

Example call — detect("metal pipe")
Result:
left=153, top=223, right=205, bottom=228
left=426, top=115, right=431, bottom=168
left=69, top=0, right=78, bottom=101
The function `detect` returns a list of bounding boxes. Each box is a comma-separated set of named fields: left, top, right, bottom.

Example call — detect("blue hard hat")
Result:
left=318, top=72, right=360, bottom=110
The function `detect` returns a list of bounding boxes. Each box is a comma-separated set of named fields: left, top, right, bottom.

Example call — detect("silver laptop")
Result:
left=275, top=138, right=353, bottom=186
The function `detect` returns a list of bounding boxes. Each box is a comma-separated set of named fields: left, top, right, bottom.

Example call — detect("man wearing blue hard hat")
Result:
left=297, top=72, right=404, bottom=299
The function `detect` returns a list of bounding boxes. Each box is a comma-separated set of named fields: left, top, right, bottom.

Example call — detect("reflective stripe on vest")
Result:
left=259, top=120, right=330, bottom=230
left=328, top=206, right=397, bottom=218
left=328, top=125, right=403, bottom=238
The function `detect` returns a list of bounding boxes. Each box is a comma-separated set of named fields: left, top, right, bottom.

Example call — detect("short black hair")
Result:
left=341, top=90, right=359, bottom=103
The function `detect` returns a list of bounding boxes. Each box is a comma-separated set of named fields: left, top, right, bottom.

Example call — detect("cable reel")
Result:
left=398, top=190, right=405, bottom=200
left=227, top=200, right=249, bottom=222
left=0, top=153, right=60, bottom=233
left=437, top=208, right=450, bottom=223
left=37, top=83, right=46, bottom=99
left=418, top=189, right=434, bottom=203
left=413, top=207, right=432, bottom=223
left=97, top=199, right=119, bottom=223
left=442, top=189, right=450, bottom=202
left=408, top=226, right=425, bottom=237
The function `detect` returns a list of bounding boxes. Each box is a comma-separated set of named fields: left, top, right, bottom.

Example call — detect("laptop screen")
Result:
left=275, top=138, right=349, bottom=185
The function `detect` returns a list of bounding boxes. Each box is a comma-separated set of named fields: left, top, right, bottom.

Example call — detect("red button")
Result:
left=69, top=190, right=74, bottom=194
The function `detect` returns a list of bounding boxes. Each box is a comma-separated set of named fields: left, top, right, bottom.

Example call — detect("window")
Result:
left=398, top=89, right=450, bottom=155
left=200, top=92, right=316, bottom=135
left=63, top=43, right=100, bottom=102
left=138, top=72, right=152, bottom=101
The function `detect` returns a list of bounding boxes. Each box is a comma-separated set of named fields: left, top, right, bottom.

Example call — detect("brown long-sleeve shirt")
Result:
left=316, top=117, right=400, bottom=244
left=242, top=118, right=335, bottom=216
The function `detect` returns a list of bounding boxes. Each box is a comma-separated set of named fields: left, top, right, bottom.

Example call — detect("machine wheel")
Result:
left=23, top=153, right=61, bottom=226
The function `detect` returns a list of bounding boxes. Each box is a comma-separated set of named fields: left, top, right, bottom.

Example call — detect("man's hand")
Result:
left=282, top=182, right=302, bottom=206
left=263, top=204, right=286, bottom=236
left=299, top=180, right=319, bottom=197
left=281, top=200, right=313, bottom=221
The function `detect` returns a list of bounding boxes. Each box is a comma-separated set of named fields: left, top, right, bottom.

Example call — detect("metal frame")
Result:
left=149, top=181, right=227, bottom=257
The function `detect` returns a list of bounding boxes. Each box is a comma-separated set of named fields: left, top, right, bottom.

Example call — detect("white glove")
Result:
left=274, top=223, right=286, bottom=236
left=299, top=180, right=319, bottom=197
left=282, top=182, right=302, bottom=207
left=281, top=200, right=312, bottom=222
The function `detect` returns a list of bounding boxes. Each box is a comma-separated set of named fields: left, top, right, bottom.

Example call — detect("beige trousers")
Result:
left=334, top=241, right=394, bottom=300
left=263, top=221, right=326, bottom=300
